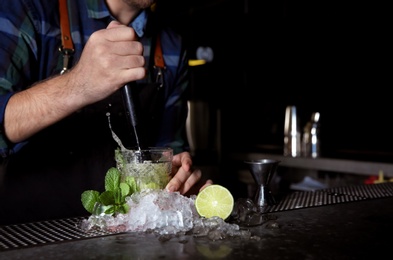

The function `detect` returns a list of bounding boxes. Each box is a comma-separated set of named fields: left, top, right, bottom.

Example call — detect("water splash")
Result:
left=106, top=112, right=127, bottom=152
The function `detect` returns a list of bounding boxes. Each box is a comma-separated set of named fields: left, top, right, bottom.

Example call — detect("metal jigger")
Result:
left=244, top=159, right=280, bottom=210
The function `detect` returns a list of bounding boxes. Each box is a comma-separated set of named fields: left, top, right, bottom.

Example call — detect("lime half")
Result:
left=195, top=184, right=234, bottom=220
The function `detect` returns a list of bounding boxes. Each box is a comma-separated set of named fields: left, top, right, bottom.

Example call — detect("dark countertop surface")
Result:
left=1, top=184, right=393, bottom=259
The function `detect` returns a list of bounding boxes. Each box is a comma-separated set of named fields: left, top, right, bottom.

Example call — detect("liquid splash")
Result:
left=106, top=112, right=127, bottom=152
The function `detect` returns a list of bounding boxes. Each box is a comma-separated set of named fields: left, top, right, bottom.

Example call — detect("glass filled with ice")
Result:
left=115, top=147, right=173, bottom=191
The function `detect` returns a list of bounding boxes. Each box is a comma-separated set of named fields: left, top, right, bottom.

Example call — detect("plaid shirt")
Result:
left=0, top=0, right=189, bottom=157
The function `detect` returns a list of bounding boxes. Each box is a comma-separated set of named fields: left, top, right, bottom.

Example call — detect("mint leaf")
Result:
left=120, top=182, right=131, bottom=198
left=103, top=205, right=116, bottom=215
left=125, top=176, right=138, bottom=193
left=115, top=204, right=130, bottom=214
left=81, top=160, right=136, bottom=216
left=105, top=167, right=121, bottom=192
left=99, top=190, right=116, bottom=205
left=113, top=187, right=123, bottom=204
left=81, top=190, right=100, bottom=214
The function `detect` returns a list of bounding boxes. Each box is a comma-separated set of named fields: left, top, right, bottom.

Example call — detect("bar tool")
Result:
left=121, top=83, right=141, bottom=152
left=244, top=159, right=280, bottom=210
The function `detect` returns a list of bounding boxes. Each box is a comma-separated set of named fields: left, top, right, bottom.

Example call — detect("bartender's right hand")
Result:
left=4, top=21, right=146, bottom=144
left=67, top=20, right=146, bottom=107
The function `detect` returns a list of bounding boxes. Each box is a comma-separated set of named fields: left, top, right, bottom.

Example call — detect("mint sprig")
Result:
left=81, top=167, right=137, bottom=215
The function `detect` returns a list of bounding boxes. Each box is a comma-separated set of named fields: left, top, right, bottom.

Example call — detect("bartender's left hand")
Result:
left=166, top=151, right=213, bottom=195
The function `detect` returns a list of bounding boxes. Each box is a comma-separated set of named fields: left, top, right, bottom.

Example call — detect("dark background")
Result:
left=161, top=0, right=392, bottom=163
left=0, top=0, right=390, bottom=226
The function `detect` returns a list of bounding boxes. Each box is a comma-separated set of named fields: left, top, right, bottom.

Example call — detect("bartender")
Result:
left=0, top=0, right=212, bottom=225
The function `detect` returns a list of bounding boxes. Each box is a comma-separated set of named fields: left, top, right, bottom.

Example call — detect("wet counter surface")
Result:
left=1, top=183, right=393, bottom=259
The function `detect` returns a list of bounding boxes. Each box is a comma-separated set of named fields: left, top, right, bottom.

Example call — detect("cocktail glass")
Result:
left=117, top=147, right=173, bottom=191
left=244, top=159, right=280, bottom=210
left=88, top=147, right=173, bottom=221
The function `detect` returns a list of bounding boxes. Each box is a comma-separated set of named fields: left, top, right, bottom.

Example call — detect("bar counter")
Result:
left=1, top=182, right=393, bottom=259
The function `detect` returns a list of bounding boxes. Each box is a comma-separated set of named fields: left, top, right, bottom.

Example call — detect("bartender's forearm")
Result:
left=3, top=73, right=85, bottom=143
left=3, top=22, right=146, bottom=144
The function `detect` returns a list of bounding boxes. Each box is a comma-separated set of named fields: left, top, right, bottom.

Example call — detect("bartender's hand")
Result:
left=5, top=21, right=145, bottom=143
left=166, top=152, right=213, bottom=195
left=67, top=20, right=146, bottom=107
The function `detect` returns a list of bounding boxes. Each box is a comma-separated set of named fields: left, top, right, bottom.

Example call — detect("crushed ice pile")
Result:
left=81, top=189, right=261, bottom=241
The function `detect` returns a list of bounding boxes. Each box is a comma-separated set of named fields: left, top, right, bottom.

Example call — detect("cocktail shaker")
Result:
left=284, top=106, right=301, bottom=157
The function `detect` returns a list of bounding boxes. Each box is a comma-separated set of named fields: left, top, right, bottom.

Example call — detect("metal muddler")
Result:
left=121, top=83, right=141, bottom=152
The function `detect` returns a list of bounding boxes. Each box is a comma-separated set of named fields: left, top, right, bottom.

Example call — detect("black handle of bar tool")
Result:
left=121, top=82, right=141, bottom=150
left=122, top=83, right=138, bottom=127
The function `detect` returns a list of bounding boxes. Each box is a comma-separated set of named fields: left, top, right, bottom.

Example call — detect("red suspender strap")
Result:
left=58, top=0, right=74, bottom=74
left=59, top=0, right=74, bottom=51
left=154, top=35, right=165, bottom=69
